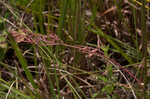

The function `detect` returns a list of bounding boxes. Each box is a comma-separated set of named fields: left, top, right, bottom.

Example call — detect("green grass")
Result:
left=0, top=0, right=150, bottom=98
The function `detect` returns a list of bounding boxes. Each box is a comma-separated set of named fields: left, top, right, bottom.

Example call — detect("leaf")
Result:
left=0, top=31, right=8, bottom=60
left=98, top=76, right=108, bottom=83
left=106, top=65, right=113, bottom=78
left=102, top=84, right=114, bottom=94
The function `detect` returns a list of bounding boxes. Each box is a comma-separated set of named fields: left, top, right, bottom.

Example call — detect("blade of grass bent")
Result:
left=8, top=33, right=38, bottom=89
left=88, top=26, right=133, bottom=64
left=0, top=78, right=31, bottom=99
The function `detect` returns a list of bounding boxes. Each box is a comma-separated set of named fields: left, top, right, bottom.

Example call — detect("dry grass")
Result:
left=0, top=0, right=150, bottom=98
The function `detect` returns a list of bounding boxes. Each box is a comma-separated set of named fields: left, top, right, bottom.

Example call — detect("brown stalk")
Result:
left=9, top=29, right=142, bottom=85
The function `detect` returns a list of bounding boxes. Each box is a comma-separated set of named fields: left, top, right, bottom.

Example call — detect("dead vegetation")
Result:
left=0, top=0, right=150, bottom=98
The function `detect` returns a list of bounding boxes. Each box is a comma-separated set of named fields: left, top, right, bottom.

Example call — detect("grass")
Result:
left=0, top=0, right=150, bottom=98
